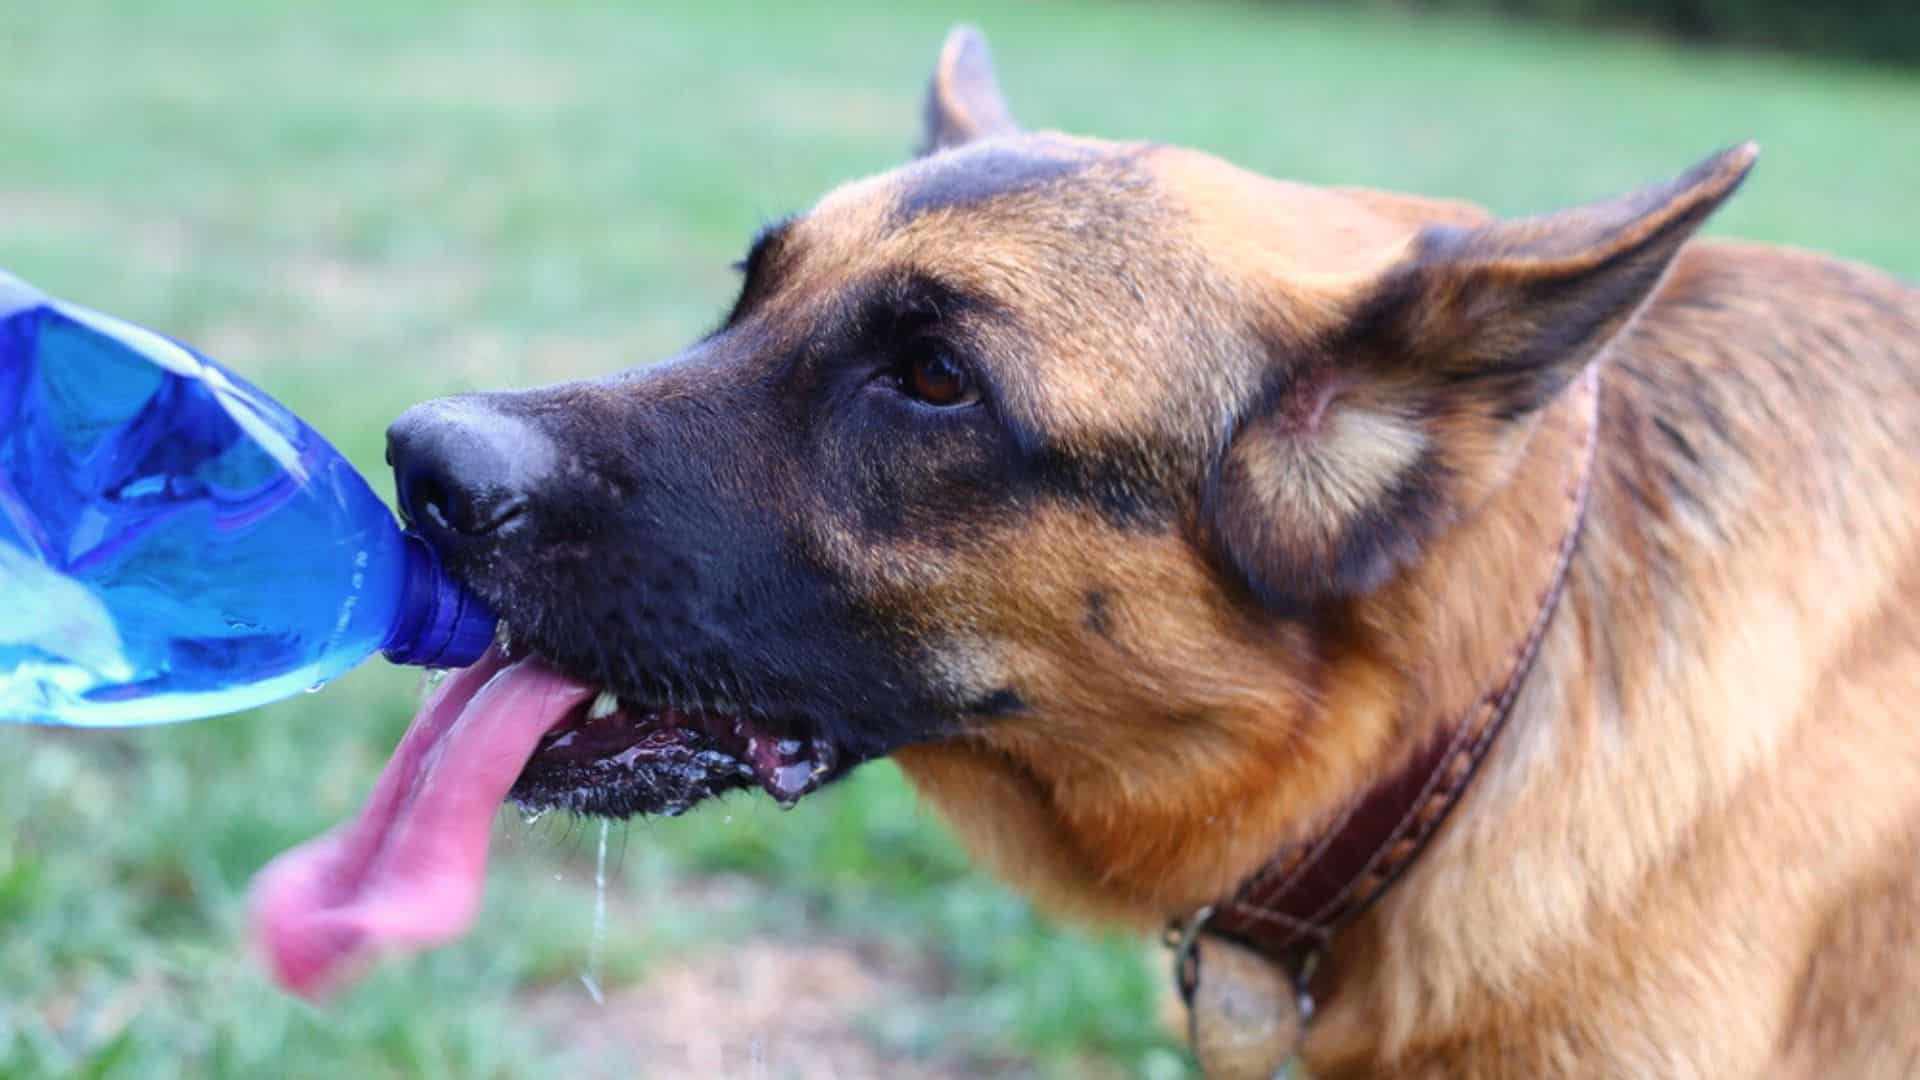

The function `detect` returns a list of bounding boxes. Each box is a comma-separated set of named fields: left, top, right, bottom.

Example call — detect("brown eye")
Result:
left=899, top=341, right=975, bottom=407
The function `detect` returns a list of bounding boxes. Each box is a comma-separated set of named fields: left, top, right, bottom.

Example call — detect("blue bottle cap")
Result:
left=383, top=530, right=499, bottom=668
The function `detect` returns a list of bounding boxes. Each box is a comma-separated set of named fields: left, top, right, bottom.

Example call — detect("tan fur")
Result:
left=893, top=240, right=1920, bottom=1077
left=1294, top=247, right=1920, bottom=1078
left=774, top=30, right=1920, bottom=1076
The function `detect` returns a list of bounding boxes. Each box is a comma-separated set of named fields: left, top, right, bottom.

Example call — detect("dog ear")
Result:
left=1206, top=144, right=1757, bottom=614
left=1348, top=142, right=1759, bottom=422
left=918, top=26, right=1019, bottom=157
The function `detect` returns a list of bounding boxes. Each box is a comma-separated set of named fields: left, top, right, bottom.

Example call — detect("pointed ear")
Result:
left=918, top=26, right=1019, bottom=157
left=1350, top=142, right=1760, bottom=420
left=1206, top=144, right=1757, bottom=614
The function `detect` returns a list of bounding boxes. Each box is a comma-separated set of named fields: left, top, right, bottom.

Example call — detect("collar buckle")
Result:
left=1164, top=904, right=1215, bottom=1006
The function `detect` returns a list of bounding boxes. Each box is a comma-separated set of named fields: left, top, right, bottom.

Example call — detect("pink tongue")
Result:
left=248, top=646, right=593, bottom=999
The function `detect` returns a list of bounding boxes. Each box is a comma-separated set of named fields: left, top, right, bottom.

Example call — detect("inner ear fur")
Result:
left=918, top=25, right=1019, bottom=157
left=1206, top=143, right=1758, bottom=615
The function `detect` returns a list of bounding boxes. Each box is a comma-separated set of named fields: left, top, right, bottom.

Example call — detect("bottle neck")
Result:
left=383, top=531, right=498, bottom=668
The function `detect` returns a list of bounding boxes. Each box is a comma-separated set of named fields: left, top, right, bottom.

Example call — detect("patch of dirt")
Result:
left=523, top=937, right=991, bottom=1079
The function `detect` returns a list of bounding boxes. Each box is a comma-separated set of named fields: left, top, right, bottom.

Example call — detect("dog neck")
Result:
left=1179, top=362, right=1603, bottom=1030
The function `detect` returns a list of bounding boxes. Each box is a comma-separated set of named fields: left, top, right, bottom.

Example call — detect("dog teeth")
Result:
left=587, top=690, right=620, bottom=720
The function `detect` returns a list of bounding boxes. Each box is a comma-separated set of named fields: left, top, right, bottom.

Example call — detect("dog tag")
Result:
left=1185, top=932, right=1304, bottom=1079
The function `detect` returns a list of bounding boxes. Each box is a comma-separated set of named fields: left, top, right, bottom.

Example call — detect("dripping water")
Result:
left=580, top=818, right=609, bottom=1005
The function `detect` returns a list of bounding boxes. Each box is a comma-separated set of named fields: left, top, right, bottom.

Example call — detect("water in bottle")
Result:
left=0, top=271, right=495, bottom=727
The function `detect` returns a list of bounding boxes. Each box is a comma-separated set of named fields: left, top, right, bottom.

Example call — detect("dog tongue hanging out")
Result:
left=252, top=648, right=573, bottom=996
left=251, top=634, right=855, bottom=994
left=247, top=22, right=1920, bottom=1080
left=252, top=640, right=835, bottom=997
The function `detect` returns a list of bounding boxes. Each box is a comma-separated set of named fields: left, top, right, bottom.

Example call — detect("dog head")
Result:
left=386, top=28, right=1752, bottom=918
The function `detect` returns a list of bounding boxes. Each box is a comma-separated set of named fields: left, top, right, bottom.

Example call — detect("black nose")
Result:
left=386, top=397, right=551, bottom=543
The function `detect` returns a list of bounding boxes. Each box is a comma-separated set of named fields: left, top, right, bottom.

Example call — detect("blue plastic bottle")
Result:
left=0, top=271, right=496, bottom=727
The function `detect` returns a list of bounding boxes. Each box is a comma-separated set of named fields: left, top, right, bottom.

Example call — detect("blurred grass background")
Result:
left=0, top=1, right=1915, bottom=1077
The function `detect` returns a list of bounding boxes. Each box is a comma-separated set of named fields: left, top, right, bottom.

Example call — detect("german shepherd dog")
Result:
left=252, top=26, right=1920, bottom=1079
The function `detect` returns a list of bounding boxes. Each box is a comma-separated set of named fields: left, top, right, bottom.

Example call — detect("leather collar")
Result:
left=1174, top=363, right=1603, bottom=1023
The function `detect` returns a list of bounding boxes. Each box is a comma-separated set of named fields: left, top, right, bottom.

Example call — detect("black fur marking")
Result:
left=1607, top=356, right=1730, bottom=534
left=968, top=687, right=1027, bottom=717
left=1025, top=439, right=1176, bottom=532
left=722, top=215, right=797, bottom=328
left=1083, top=590, right=1114, bottom=640
left=1334, top=258, right=1426, bottom=369
left=894, top=145, right=1093, bottom=224
left=1651, top=414, right=1699, bottom=466
left=840, top=272, right=1000, bottom=348
left=1469, top=244, right=1680, bottom=421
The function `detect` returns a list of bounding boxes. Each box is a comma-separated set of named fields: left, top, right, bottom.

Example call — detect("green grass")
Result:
left=1, top=1, right=1915, bottom=1076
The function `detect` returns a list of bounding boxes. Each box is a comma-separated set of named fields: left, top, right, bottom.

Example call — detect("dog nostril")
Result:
left=389, top=397, right=552, bottom=540
left=407, top=474, right=454, bottom=532
left=456, top=494, right=527, bottom=535
left=401, top=462, right=526, bottom=538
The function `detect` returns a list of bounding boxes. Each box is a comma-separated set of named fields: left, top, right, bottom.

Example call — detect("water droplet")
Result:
left=767, top=761, right=814, bottom=806
left=520, top=807, right=548, bottom=826
left=304, top=681, right=327, bottom=694
left=580, top=819, right=610, bottom=1006
left=721, top=815, right=733, bottom=825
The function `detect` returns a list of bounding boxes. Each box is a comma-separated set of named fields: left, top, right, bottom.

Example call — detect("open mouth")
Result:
left=512, top=654, right=838, bottom=818
left=248, top=628, right=838, bottom=1000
